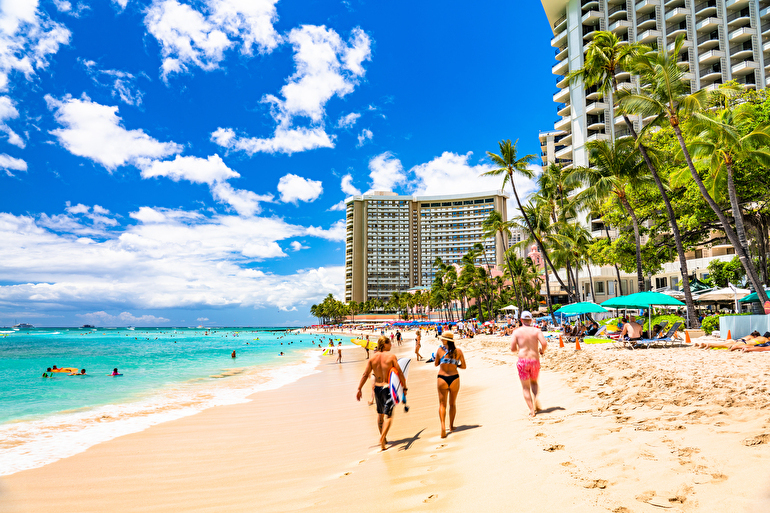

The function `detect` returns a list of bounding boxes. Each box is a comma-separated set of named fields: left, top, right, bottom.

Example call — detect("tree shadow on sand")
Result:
left=389, top=429, right=425, bottom=451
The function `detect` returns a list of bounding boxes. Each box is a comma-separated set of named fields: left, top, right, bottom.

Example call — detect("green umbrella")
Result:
left=739, top=289, right=770, bottom=304
left=555, top=302, right=608, bottom=316
left=601, top=291, right=684, bottom=309
left=601, top=292, right=685, bottom=337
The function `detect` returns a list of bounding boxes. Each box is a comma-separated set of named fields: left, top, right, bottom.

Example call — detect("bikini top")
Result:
left=438, top=346, right=461, bottom=366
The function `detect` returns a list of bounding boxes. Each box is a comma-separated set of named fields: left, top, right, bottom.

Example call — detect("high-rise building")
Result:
left=344, top=191, right=510, bottom=302
left=541, top=0, right=769, bottom=170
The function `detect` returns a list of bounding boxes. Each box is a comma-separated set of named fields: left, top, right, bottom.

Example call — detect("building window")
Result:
left=671, top=276, right=679, bottom=290
left=655, top=277, right=668, bottom=289
left=596, top=281, right=605, bottom=294
left=726, top=247, right=735, bottom=255
left=608, top=281, right=615, bottom=296
left=695, top=249, right=703, bottom=259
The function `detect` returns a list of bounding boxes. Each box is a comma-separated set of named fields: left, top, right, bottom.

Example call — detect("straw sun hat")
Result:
left=439, top=332, right=455, bottom=343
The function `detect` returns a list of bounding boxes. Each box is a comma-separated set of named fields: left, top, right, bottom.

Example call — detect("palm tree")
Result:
left=685, top=105, right=770, bottom=256
left=481, top=210, right=523, bottom=315
left=484, top=140, right=572, bottom=299
left=570, top=139, right=654, bottom=293
left=619, top=37, right=768, bottom=306
left=515, top=202, right=556, bottom=315
left=572, top=30, right=698, bottom=326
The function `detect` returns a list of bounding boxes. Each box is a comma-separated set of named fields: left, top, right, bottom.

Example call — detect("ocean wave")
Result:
left=0, top=351, right=321, bottom=476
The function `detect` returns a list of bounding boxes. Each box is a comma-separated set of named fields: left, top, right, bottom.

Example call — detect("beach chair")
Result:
left=634, top=322, right=683, bottom=349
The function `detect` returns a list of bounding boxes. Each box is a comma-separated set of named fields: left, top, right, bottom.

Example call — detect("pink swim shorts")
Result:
left=516, top=358, right=540, bottom=381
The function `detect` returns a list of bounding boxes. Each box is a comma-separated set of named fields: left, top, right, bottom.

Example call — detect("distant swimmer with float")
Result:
left=356, top=336, right=407, bottom=451
left=110, top=368, right=123, bottom=376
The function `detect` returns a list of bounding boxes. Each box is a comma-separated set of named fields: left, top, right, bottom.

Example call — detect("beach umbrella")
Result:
left=601, top=291, right=685, bottom=336
left=554, top=302, right=608, bottom=316
left=501, top=305, right=518, bottom=311
left=696, top=285, right=750, bottom=312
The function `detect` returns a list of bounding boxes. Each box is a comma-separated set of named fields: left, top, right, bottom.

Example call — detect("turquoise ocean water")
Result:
left=0, top=327, right=347, bottom=475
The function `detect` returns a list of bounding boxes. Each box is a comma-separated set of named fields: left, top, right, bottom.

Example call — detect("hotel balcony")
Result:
left=728, top=26, right=755, bottom=43
left=732, top=60, right=758, bottom=75
left=581, top=0, right=600, bottom=11
left=698, top=30, right=720, bottom=50
left=607, top=4, right=628, bottom=20
left=695, top=0, right=717, bottom=17
left=666, top=7, right=689, bottom=23
left=610, top=19, right=631, bottom=34
left=586, top=132, right=610, bottom=143
left=555, top=44, right=568, bottom=61
left=764, top=39, right=770, bottom=53
left=638, top=29, right=662, bottom=43
left=636, top=0, right=659, bottom=14
left=582, top=10, right=602, bottom=24
left=555, top=115, right=571, bottom=131
left=551, top=28, right=567, bottom=48
left=696, top=17, right=722, bottom=32
left=762, top=5, right=770, bottom=19
left=553, top=86, right=570, bottom=103
left=552, top=59, right=569, bottom=76
left=557, top=103, right=571, bottom=117
left=637, top=13, right=657, bottom=31
left=725, top=0, right=750, bottom=9
left=586, top=101, right=608, bottom=114
left=587, top=115, right=605, bottom=131
left=699, top=49, right=724, bottom=64
left=668, top=38, right=692, bottom=52
left=554, top=145, right=573, bottom=160
left=553, top=12, right=567, bottom=33
left=726, top=9, right=752, bottom=29
left=730, top=41, right=754, bottom=61
left=702, top=81, right=724, bottom=91
left=699, top=64, right=722, bottom=81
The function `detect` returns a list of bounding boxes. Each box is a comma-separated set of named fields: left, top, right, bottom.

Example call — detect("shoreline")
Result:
left=2, top=332, right=770, bottom=511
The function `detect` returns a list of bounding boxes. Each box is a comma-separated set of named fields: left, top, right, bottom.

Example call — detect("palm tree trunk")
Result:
left=506, top=170, right=572, bottom=297
left=725, top=160, right=750, bottom=256
left=587, top=261, right=596, bottom=301
left=574, top=265, right=581, bottom=301
left=603, top=222, right=624, bottom=288
left=619, top=196, right=645, bottom=293
left=621, top=113, right=699, bottom=327
left=671, top=123, right=768, bottom=305
left=540, top=241, right=554, bottom=316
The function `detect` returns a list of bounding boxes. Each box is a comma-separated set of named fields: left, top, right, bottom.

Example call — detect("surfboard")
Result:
left=351, top=338, right=377, bottom=351
left=389, top=357, right=411, bottom=412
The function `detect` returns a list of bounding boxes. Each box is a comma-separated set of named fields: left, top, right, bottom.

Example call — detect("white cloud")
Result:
left=407, top=151, right=541, bottom=212
left=39, top=203, right=119, bottom=236
left=290, top=241, right=308, bottom=251
left=336, top=112, right=359, bottom=128
left=140, top=154, right=239, bottom=184
left=210, top=181, right=273, bottom=216
left=368, top=152, right=405, bottom=192
left=0, top=95, right=24, bottom=148
left=340, top=173, right=360, bottom=196
left=356, top=128, right=372, bottom=147
left=0, top=153, right=27, bottom=176
left=328, top=201, right=345, bottom=211
left=77, top=311, right=170, bottom=326
left=0, top=208, right=346, bottom=313
left=217, top=126, right=334, bottom=155
left=46, top=95, right=182, bottom=170
left=112, top=0, right=129, bottom=10
left=213, top=25, right=371, bottom=155
left=80, top=60, right=144, bottom=106
left=277, top=173, right=323, bottom=204
left=144, top=0, right=280, bottom=79
left=0, top=0, right=71, bottom=92
left=196, top=317, right=209, bottom=321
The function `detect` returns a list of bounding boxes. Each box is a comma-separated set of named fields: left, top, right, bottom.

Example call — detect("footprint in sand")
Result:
left=544, top=444, right=564, bottom=452
left=560, top=461, right=575, bottom=467
left=742, top=434, right=770, bottom=446
left=436, top=444, right=447, bottom=449
left=429, top=454, right=438, bottom=459
left=423, top=494, right=438, bottom=503
left=358, top=459, right=366, bottom=465
left=582, top=479, right=608, bottom=489
left=341, top=472, right=352, bottom=477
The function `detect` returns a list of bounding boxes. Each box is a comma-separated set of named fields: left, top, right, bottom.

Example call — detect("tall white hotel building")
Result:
left=540, top=0, right=770, bottom=170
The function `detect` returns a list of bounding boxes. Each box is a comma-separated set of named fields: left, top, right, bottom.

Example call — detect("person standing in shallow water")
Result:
left=435, top=332, right=466, bottom=438
left=510, top=311, right=547, bottom=417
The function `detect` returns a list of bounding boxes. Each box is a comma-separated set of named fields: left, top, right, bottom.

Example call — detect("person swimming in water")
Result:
left=111, top=368, right=120, bottom=376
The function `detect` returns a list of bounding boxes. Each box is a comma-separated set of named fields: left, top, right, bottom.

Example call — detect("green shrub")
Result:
left=642, top=314, right=685, bottom=331
left=701, top=313, right=753, bottom=334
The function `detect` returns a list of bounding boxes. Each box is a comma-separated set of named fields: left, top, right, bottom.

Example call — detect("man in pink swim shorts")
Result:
left=511, top=311, right=547, bottom=417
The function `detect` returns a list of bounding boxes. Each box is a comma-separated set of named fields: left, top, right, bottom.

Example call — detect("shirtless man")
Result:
left=336, top=342, right=342, bottom=363
left=619, top=315, right=643, bottom=346
left=510, top=311, right=547, bottom=417
left=356, top=336, right=407, bottom=450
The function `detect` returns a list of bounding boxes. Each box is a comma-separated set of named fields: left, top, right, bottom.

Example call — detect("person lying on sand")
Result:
left=693, top=331, right=765, bottom=350
left=740, top=337, right=770, bottom=352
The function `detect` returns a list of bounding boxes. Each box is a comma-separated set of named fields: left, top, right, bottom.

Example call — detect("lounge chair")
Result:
left=634, top=322, right=683, bottom=349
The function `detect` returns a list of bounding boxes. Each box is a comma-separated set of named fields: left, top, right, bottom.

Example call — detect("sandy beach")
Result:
left=2, top=330, right=770, bottom=512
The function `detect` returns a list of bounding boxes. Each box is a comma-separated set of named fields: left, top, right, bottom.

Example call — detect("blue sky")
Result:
left=0, top=0, right=556, bottom=327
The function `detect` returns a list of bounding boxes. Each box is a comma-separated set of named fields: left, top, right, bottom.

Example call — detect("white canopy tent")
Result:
left=695, top=285, right=750, bottom=312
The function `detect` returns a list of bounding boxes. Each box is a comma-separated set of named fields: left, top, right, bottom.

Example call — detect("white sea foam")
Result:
left=0, top=351, right=321, bottom=476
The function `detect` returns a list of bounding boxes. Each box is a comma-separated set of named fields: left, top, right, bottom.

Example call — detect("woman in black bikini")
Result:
left=435, top=332, right=467, bottom=438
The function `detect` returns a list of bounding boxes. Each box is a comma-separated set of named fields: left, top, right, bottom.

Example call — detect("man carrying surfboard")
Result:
left=356, top=336, right=407, bottom=451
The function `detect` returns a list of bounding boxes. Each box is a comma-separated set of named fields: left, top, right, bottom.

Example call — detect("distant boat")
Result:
left=127, top=326, right=135, bottom=330
left=13, top=323, right=34, bottom=329
left=81, top=324, right=96, bottom=328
